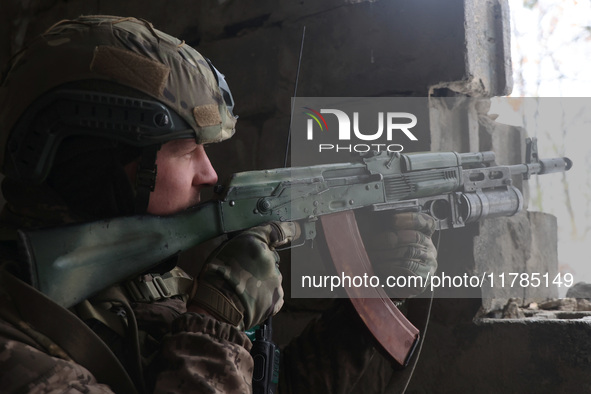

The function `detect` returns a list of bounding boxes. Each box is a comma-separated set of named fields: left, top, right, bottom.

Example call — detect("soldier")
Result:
left=0, top=16, right=437, bottom=393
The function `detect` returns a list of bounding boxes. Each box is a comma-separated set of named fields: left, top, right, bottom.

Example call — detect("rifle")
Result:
left=18, top=137, right=571, bottom=364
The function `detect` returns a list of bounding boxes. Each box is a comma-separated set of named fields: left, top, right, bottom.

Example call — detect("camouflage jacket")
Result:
left=0, top=263, right=254, bottom=394
left=0, top=266, right=399, bottom=394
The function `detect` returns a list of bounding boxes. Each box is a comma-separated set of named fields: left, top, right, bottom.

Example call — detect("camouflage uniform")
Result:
left=0, top=15, right=437, bottom=394
left=0, top=15, right=253, bottom=394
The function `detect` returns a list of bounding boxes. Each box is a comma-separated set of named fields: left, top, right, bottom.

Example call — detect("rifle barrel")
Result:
left=509, top=157, right=572, bottom=177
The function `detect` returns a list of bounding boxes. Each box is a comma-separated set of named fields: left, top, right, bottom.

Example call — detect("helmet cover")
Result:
left=0, top=15, right=236, bottom=181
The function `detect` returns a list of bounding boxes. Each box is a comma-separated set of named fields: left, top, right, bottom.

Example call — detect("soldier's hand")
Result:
left=362, top=212, right=437, bottom=298
left=189, top=221, right=300, bottom=330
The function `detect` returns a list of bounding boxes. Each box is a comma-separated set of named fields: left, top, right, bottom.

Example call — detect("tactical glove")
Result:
left=361, top=211, right=438, bottom=298
left=190, top=221, right=300, bottom=330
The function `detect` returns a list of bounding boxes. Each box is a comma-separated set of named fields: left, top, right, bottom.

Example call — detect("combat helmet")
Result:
left=0, top=15, right=236, bottom=212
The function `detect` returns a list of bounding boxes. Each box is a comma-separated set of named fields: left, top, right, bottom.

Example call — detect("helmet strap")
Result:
left=134, top=144, right=161, bottom=213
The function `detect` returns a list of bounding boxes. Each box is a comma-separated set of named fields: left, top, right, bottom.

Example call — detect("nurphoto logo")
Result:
left=304, top=107, right=418, bottom=153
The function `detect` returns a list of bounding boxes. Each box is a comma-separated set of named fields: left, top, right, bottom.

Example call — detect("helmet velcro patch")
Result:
left=90, top=45, right=170, bottom=98
left=193, top=104, right=222, bottom=127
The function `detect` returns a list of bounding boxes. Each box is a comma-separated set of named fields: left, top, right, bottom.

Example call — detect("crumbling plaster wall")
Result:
left=1, top=0, right=586, bottom=392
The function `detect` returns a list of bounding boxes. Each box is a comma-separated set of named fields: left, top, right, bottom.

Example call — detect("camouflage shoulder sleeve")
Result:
left=153, top=312, right=254, bottom=394
left=0, top=334, right=113, bottom=393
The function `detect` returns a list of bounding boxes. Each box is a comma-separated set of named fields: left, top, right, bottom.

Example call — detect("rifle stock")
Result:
left=19, top=202, right=222, bottom=308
